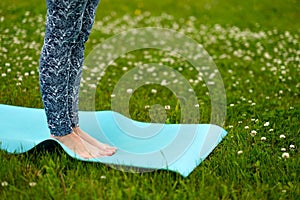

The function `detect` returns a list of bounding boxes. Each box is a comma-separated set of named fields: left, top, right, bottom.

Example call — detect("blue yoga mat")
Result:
left=0, top=104, right=227, bottom=177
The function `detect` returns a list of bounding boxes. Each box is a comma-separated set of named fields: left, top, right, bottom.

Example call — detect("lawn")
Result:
left=0, top=0, right=299, bottom=199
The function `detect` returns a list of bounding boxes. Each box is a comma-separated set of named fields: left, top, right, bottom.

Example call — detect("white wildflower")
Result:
left=151, top=89, right=157, bottom=94
left=289, top=144, right=295, bottom=149
left=282, top=152, right=290, bottom=159
left=1, top=181, right=8, bottom=187
left=279, top=134, right=286, bottom=139
left=250, top=130, right=257, bottom=137
left=261, top=137, right=266, bottom=141
left=29, top=182, right=37, bottom=187
left=126, top=88, right=133, bottom=94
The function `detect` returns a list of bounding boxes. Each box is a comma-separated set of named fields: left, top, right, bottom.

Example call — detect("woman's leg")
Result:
left=68, top=0, right=100, bottom=128
left=40, top=0, right=116, bottom=157
left=68, top=0, right=117, bottom=153
left=39, top=0, right=115, bottom=158
left=40, top=0, right=89, bottom=136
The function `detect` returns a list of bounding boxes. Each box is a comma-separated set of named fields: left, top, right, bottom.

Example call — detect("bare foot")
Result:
left=50, top=132, right=109, bottom=159
left=73, top=127, right=117, bottom=156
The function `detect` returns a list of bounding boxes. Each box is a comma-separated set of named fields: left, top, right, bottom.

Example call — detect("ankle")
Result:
left=50, top=131, right=74, bottom=139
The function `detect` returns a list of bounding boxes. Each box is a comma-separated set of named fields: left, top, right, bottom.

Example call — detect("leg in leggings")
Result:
left=68, top=0, right=100, bottom=128
left=40, top=0, right=89, bottom=136
left=67, top=0, right=116, bottom=153
left=39, top=0, right=116, bottom=158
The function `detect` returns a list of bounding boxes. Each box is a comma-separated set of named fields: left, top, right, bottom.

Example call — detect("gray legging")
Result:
left=39, top=0, right=100, bottom=136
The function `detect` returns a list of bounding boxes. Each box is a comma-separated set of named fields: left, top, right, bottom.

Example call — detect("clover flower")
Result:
left=29, top=182, right=37, bottom=187
left=289, top=144, right=295, bottom=149
left=279, top=134, right=286, bottom=139
left=164, top=105, right=171, bottom=110
left=261, top=137, right=266, bottom=141
left=281, top=148, right=286, bottom=152
left=250, top=130, right=257, bottom=137
left=1, top=181, right=8, bottom=187
left=282, top=152, right=290, bottom=159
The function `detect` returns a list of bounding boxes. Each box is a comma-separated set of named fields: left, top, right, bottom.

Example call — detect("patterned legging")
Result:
left=39, top=0, right=100, bottom=136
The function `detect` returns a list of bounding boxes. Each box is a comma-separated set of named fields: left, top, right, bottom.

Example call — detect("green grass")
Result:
left=0, top=0, right=299, bottom=199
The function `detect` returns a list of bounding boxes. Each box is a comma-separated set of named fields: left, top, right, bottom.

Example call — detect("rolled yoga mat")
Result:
left=0, top=104, right=227, bottom=177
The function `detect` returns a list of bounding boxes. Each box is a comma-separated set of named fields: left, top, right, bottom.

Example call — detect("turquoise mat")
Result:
left=0, top=104, right=227, bottom=177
